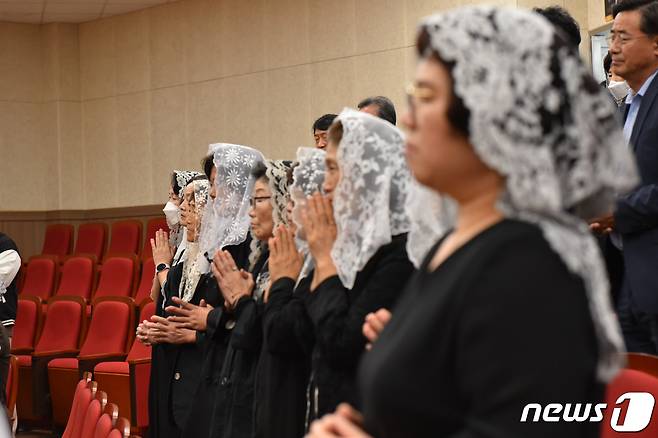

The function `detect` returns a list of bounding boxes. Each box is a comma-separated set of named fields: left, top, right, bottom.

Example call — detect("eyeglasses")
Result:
left=606, top=33, right=649, bottom=46
left=249, top=196, right=271, bottom=207
left=405, top=82, right=436, bottom=120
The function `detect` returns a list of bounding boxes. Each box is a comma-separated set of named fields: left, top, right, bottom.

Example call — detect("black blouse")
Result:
left=358, top=220, right=602, bottom=438
left=306, top=233, right=414, bottom=420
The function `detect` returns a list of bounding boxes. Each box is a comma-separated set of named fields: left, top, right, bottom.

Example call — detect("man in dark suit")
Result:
left=594, top=0, right=658, bottom=353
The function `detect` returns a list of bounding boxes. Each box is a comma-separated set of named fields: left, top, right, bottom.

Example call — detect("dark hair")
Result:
left=613, top=0, right=658, bottom=35
left=251, top=161, right=268, bottom=181
left=357, top=96, right=397, bottom=125
left=604, top=52, right=612, bottom=74
left=312, top=114, right=338, bottom=132
left=415, top=28, right=471, bottom=138
left=201, top=154, right=214, bottom=178
left=533, top=6, right=581, bottom=48
left=171, top=172, right=182, bottom=195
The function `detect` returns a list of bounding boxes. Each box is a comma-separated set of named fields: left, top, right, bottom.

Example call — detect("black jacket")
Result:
left=254, top=274, right=315, bottom=438
left=148, top=264, right=214, bottom=438
left=305, top=234, right=414, bottom=421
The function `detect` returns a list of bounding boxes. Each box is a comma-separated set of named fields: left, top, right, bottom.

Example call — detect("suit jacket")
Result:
left=615, top=71, right=658, bottom=312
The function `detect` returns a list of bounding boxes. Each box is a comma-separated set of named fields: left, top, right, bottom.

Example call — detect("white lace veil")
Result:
left=331, top=108, right=411, bottom=289
left=170, top=170, right=203, bottom=248
left=291, top=147, right=326, bottom=280
left=248, top=160, right=294, bottom=288
left=179, top=178, right=211, bottom=303
left=415, top=6, right=639, bottom=382
left=199, top=143, right=265, bottom=260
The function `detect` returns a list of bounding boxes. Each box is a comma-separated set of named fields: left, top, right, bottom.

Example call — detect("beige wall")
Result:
left=1, top=0, right=602, bottom=213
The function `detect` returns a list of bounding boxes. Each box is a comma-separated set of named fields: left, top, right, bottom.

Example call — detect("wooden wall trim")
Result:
left=0, top=205, right=163, bottom=222
left=0, top=204, right=165, bottom=259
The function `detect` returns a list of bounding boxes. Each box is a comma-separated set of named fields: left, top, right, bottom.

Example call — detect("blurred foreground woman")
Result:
left=308, top=6, right=638, bottom=438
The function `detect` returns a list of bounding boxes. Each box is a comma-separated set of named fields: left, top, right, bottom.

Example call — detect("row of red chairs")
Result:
left=63, top=373, right=139, bottom=438
left=14, top=297, right=153, bottom=430
left=20, top=255, right=157, bottom=307
left=40, top=217, right=168, bottom=262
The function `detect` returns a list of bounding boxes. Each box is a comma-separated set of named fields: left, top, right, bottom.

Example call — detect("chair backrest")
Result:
left=20, top=257, right=57, bottom=300
left=42, top=224, right=74, bottom=256
left=11, top=296, right=42, bottom=353
left=600, top=369, right=658, bottom=437
left=142, top=217, right=168, bottom=260
left=126, top=302, right=155, bottom=362
left=80, top=299, right=134, bottom=357
left=133, top=258, right=155, bottom=305
left=5, top=355, right=18, bottom=415
left=93, top=403, right=118, bottom=438
left=74, top=223, right=108, bottom=260
left=107, top=221, right=142, bottom=259
left=34, top=297, right=86, bottom=353
left=625, top=353, right=658, bottom=379
left=62, top=379, right=95, bottom=438
left=94, top=257, right=135, bottom=299
left=56, top=257, right=96, bottom=301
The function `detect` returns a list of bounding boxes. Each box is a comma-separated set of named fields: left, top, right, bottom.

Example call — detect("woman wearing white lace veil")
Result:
left=300, top=108, right=415, bottom=423
left=141, top=177, right=219, bottom=438
left=164, top=144, right=264, bottom=438
left=207, top=159, right=293, bottom=438
left=308, top=6, right=638, bottom=438
left=251, top=147, right=326, bottom=438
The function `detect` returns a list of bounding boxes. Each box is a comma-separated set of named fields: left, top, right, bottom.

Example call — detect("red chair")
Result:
left=17, top=296, right=86, bottom=422
left=11, top=296, right=43, bottom=355
left=106, top=221, right=142, bottom=259
left=625, top=353, right=658, bottom=379
left=56, top=256, right=97, bottom=302
left=601, top=369, right=658, bottom=437
left=93, top=257, right=137, bottom=301
left=95, top=301, right=155, bottom=430
left=108, top=417, right=131, bottom=438
left=74, top=223, right=108, bottom=262
left=79, top=390, right=108, bottom=438
left=6, top=355, right=18, bottom=426
left=61, top=376, right=94, bottom=438
left=133, top=258, right=155, bottom=306
left=142, top=217, right=168, bottom=261
left=94, top=402, right=119, bottom=438
left=42, top=224, right=74, bottom=256
left=48, top=297, right=134, bottom=426
left=20, top=257, right=58, bottom=301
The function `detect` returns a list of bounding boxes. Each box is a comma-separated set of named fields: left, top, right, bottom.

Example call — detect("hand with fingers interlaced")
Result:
left=165, top=296, right=214, bottom=331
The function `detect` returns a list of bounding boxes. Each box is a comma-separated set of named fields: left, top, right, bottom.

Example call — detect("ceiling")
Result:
left=0, top=0, right=180, bottom=24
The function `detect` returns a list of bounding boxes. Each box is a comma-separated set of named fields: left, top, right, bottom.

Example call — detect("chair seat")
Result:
left=48, top=357, right=79, bottom=369
left=94, top=361, right=129, bottom=374
left=17, top=355, right=31, bottom=367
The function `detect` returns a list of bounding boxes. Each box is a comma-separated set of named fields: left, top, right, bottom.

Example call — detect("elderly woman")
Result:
left=206, top=159, right=293, bottom=438
left=308, top=6, right=637, bottom=438
left=144, top=177, right=214, bottom=438
left=301, top=108, right=415, bottom=422
left=252, top=147, right=327, bottom=438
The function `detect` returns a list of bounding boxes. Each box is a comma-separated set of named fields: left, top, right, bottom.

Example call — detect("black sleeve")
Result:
left=206, top=305, right=230, bottom=341
left=304, top=248, right=413, bottom=371
left=614, top=184, right=658, bottom=234
left=263, top=277, right=314, bottom=356
left=449, top=239, right=600, bottom=438
left=229, top=297, right=263, bottom=352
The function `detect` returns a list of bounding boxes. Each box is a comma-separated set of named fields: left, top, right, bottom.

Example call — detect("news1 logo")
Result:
left=520, top=392, right=656, bottom=432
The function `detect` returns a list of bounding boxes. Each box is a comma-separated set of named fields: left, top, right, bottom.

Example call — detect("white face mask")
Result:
left=608, top=80, right=630, bottom=101
left=163, top=201, right=180, bottom=228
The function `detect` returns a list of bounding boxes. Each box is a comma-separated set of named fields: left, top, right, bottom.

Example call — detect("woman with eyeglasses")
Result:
left=205, top=159, right=293, bottom=438
left=307, top=6, right=638, bottom=438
